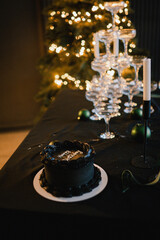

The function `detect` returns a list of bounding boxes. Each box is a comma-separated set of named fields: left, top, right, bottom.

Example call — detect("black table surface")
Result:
left=1, top=89, right=160, bottom=238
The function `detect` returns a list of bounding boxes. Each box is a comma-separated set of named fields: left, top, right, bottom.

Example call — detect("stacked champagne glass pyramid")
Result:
left=85, top=1, right=145, bottom=139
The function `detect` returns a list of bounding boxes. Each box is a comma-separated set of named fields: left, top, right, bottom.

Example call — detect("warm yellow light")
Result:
left=75, top=17, right=81, bottom=22
left=55, top=79, right=63, bottom=87
left=91, top=6, right=99, bottom=12
left=61, top=11, right=67, bottom=18
left=68, top=20, right=73, bottom=25
left=99, top=4, right=104, bottom=10
left=79, top=47, right=85, bottom=56
left=56, top=46, right=63, bottom=53
left=79, top=86, right=84, bottom=90
left=63, top=81, right=68, bottom=85
left=72, top=11, right=77, bottom=17
left=130, top=43, right=136, bottom=48
left=124, top=8, right=128, bottom=15
left=107, top=23, right=112, bottom=28
left=49, top=43, right=57, bottom=52
left=95, top=14, right=102, bottom=20
left=50, top=11, right=56, bottom=16
left=86, top=12, right=91, bottom=17
left=55, top=74, right=59, bottom=79
left=81, top=40, right=85, bottom=46
left=50, top=26, right=54, bottom=30
left=75, top=35, right=82, bottom=40
left=116, top=19, right=120, bottom=24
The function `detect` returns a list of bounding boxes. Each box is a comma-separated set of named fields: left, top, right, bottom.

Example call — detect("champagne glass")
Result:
left=132, top=55, right=146, bottom=80
left=119, top=29, right=136, bottom=58
left=85, top=79, right=102, bottom=121
left=98, top=29, right=114, bottom=59
left=94, top=81, right=121, bottom=139
left=91, top=57, right=110, bottom=80
left=104, top=1, right=125, bottom=30
left=123, top=78, right=140, bottom=113
left=123, top=56, right=146, bottom=110
left=95, top=103, right=117, bottom=139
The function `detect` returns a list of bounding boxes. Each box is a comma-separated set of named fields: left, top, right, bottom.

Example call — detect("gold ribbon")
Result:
left=121, top=169, right=160, bottom=193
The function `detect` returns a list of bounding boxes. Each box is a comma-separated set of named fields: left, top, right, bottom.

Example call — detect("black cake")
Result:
left=40, top=140, right=101, bottom=197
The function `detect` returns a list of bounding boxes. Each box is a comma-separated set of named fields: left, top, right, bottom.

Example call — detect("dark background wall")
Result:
left=0, top=0, right=43, bottom=129
left=131, top=0, right=160, bottom=82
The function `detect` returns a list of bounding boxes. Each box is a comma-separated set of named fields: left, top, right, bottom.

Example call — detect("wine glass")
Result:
left=132, top=55, right=146, bottom=82
left=123, top=56, right=145, bottom=110
left=107, top=78, right=123, bottom=110
left=119, top=29, right=136, bottom=58
left=98, top=29, right=114, bottom=60
left=94, top=78, right=121, bottom=139
left=104, top=1, right=125, bottom=30
left=95, top=102, right=117, bottom=139
left=85, top=79, right=102, bottom=121
left=91, top=57, right=110, bottom=80
left=122, top=77, right=140, bottom=113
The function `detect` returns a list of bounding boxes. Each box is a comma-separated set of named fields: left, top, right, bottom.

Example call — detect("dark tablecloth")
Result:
left=0, top=89, right=160, bottom=239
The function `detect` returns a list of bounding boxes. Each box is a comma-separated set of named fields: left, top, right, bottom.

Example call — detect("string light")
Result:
left=49, top=43, right=57, bottom=52
left=47, top=1, right=134, bottom=91
left=85, top=12, right=91, bottom=17
left=50, top=26, right=54, bottom=30
left=130, top=42, right=136, bottom=48
left=95, top=14, right=103, bottom=20
left=54, top=73, right=84, bottom=89
left=99, top=4, right=104, bottom=10
left=107, top=23, right=112, bottom=28
left=72, top=11, right=78, bottom=17
left=91, top=6, right=99, bottom=12
left=50, top=11, right=56, bottom=16
left=124, top=8, right=128, bottom=15
left=55, top=79, right=63, bottom=87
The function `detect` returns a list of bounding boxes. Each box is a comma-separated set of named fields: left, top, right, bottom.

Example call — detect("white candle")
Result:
left=113, top=37, right=119, bottom=57
left=143, top=58, right=151, bottom=101
left=94, top=33, right=100, bottom=58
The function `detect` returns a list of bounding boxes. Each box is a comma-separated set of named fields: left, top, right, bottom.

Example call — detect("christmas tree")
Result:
left=36, top=0, right=138, bottom=117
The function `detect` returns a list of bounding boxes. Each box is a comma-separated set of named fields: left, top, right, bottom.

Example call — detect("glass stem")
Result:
left=104, top=117, right=110, bottom=133
left=124, top=40, right=128, bottom=57
left=111, top=12, right=115, bottom=30
left=128, top=91, right=133, bottom=105
left=106, top=42, right=110, bottom=56
left=136, top=66, right=140, bottom=84
left=100, top=70, right=105, bottom=82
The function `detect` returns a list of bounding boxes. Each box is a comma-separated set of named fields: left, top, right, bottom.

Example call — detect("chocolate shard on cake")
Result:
left=39, top=140, right=101, bottom=197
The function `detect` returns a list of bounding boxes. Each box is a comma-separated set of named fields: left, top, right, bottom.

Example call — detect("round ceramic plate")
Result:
left=33, top=164, right=108, bottom=203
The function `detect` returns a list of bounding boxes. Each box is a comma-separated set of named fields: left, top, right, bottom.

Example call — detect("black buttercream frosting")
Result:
left=39, top=140, right=101, bottom=197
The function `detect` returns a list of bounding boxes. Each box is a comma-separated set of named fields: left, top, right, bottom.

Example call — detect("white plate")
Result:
left=33, top=164, right=108, bottom=203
